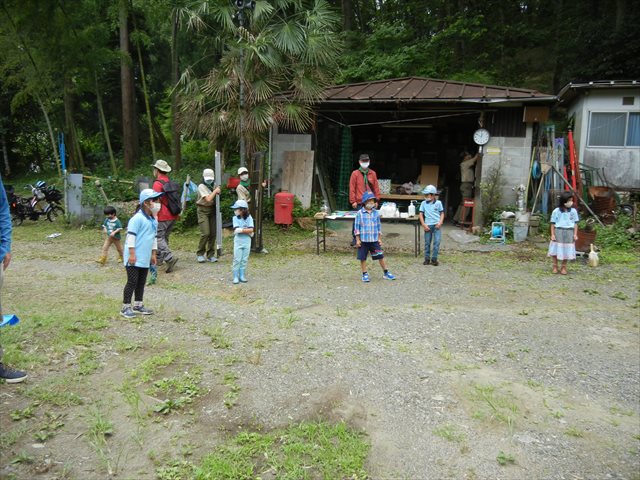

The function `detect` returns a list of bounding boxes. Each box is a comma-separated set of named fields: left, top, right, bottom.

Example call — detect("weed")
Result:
left=439, top=343, right=453, bottom=361
left=130, top=351, right=186, bottom=383
left=10, top=405, right=36, bottom=421
left=433, top=424, right=466, bottom=443
left=25, top=381, right=84, bottom=407
left=203, top=325, right=232, bottom=349
left=609, top=406, right=634, bottom=416
left=468, top=384, right=518, bottom=429
left=157, top=460, right=196, bottom=480
left=222, top=373, right=240, bottom=409
left=279, top=311, right=300, bottom=329
left=583, top=288, right=599, bottom=295
left=10, top=451, right=34, bottom=465
left=484, top=357, right=497, bottom=365
left=222, top=355, right=241, bottom=366
left=565, top=426, right=585, bottom=438
left=518, top=310, right=529, bottom=316
left=0, top=425, right=29, bottom=450
left=506, top=352, right=516, bottom=359
left=527, top=379, right=543, bottom=389
left=496, top=451, right=516, bottom=466
left=336, top=306, right=348, bottom=317
left=611, top=292, right=629, bottom=301
left=78, top=350, right=101, bottom=375
left=87, top=408, right=116, bottom=475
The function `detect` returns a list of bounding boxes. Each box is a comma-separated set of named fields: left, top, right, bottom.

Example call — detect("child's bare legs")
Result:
left=378, top=258, right=388, bottom=271
left=360, top=260, right=368, bottom=273
left=560, top=259, right=568, bottom=275
left=551, top=255, right=558, bottom=274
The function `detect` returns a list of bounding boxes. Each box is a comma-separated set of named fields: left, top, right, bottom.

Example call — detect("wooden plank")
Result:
left=282, top=151, right=315, bottom=208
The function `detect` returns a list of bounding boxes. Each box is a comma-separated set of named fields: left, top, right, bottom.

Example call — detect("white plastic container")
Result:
left=408, top=201, right=416, bottom=217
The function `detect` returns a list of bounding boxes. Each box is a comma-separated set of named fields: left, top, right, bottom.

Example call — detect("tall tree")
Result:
left=120, top=0, right=137, bottom=170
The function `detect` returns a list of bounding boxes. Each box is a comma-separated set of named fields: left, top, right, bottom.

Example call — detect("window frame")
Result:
left=587, top=110, right=640, bottom=148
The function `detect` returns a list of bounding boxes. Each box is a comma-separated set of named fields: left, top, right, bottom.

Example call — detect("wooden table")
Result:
left=316, top=215, right=422, bottom=257
left=378, top=193, right=424, bottom=202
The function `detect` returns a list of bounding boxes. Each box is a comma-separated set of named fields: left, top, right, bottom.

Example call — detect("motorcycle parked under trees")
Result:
left=7, top=181, right=65, bottom=226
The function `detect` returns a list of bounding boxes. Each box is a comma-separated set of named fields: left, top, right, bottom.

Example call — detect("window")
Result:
left=588, top=111, right=640, bottom=147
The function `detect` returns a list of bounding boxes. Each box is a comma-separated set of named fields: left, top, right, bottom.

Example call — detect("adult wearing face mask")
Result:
left=236, top=167, right=251, bottom=204
left=151, top=160, right=179, bottom=273
left=348, top=154, right=381, bottom=246
left=196, top=168, right=221, bottom=263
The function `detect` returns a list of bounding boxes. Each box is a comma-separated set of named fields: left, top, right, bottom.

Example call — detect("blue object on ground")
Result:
left=0, top=314, right=20, bottom=327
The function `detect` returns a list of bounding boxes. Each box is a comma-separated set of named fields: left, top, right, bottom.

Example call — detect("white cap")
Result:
left=203, top=168, right=215, bottom=181
left=238, top=167, right=249, bottom=175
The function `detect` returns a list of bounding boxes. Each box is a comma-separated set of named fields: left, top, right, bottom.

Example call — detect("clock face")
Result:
left=473, top=128, right=490, bottom=145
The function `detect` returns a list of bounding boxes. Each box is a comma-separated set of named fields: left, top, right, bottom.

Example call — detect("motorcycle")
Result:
left=8, top=181, right=65, bottom=226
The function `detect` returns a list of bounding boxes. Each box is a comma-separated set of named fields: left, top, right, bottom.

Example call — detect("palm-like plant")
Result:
left=179, top=0, right=342, bottom=159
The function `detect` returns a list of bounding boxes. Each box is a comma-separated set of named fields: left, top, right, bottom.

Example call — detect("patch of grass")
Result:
left=611, top=291, right=629, bottom=301
left=222, top=373, right=240, bottom=409
left=34, top=411, right=66, bottom=443
left=77, top=349, right=101, bottom=375
left=150, top=370, right=203, bottom=415
left=0, top=425, right=29, bottom=450
left=564, top=426, right=585, bottom=438
left=25, top=381, right=84, bottom=407
left=433, top=424, right=466, bottom=443
left=439, top=343, right=453, bottom=361
left=583, top=288, right=599, bottom=295
left=467, top=383, right=519, bottom=429
left=87, top=408, right=117, bottom=475
left=278, top=311, right=300, bottom=329
left=191, top=420, right=369, bottom=479
left=157, top=460, right=196, bottom=480
left=609, top=406, right=634, bottom=416
left=203, top=325, right=232, bottom=349
left=496, top=451, right=516, bottom=466
left=130, top=351, right=186, bottom=383
left=10, top=405, right=36, bottom=421
left=10, top=451, right=35, bottom=465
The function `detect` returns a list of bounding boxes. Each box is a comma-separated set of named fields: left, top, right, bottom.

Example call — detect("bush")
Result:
left=594, top=214, right=640, bottom=250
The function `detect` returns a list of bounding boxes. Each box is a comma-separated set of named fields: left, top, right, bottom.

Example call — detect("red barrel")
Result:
left=274, top=191, right=295, bottom=225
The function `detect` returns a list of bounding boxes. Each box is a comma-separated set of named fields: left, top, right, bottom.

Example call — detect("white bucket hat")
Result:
left=151, top=159, right=172, bottom=173
left=202, top=168, right=215, bottom=181
left=237, top=167, right=249, bottom=175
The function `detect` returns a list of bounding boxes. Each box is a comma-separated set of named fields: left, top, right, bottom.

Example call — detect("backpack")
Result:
left=156, top=179, right=182, bottom=215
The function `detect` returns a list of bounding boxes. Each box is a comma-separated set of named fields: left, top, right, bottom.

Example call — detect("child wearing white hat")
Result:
left=231, top=199, right=254, bottom=284
left=120, top=189, right=162, bottom=318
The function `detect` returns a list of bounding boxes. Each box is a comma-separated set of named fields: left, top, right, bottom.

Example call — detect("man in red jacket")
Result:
left=151, top=159, right=179, bottom=273
left=348, top=154, right=381, bottom=246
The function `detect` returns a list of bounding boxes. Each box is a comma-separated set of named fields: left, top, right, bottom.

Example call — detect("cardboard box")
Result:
left=419, top=164, right=439, bottom=187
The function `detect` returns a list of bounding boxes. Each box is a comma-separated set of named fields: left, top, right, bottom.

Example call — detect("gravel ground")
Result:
left=1, top=223, right=639, bottom=479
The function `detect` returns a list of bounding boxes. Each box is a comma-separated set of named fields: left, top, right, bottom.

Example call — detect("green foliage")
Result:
left=594, top=215, right=640, bottom=250
left=192, top=421, right=369, bottom=479
left=480, top=162, right=505, bottom=226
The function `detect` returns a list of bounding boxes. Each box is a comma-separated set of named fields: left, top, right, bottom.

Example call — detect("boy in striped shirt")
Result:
left=354, top=192, right=396, bottom=283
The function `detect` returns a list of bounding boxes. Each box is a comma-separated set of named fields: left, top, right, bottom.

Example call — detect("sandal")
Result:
left=560, top=267, right=567, bottom=275
left=552, top=266, right=558, bottom=274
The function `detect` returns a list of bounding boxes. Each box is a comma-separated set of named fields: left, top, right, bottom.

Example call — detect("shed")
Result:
left=271, top=77, right=555, bottom=223
left=557, top=80, right=640, bottom=190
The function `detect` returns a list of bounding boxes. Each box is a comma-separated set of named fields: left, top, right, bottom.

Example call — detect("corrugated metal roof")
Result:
left=321, top=77, right=554, bottom=103
left=558, top=80, right=640, bottom=104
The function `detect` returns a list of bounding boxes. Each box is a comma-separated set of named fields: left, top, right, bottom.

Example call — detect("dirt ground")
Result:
left=1, top=221, right=639, bottom=479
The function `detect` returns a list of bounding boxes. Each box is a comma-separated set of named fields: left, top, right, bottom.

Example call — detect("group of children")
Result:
left=102, top=181, right=580, bottom=318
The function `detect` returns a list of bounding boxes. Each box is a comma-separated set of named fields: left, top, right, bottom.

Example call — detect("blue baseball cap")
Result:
left=139, top=188, right=163, bottom=204
left=231, top=199, right=249, bottom=209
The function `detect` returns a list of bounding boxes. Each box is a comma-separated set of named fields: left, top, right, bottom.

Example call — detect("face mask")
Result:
left=150, top=202, right=161, bottom=215
left=234, top=209, right=242, bottom=217
left=564, top=201, right=573, bottom=208
left=365, top=202, right=375, bottom=210
left=240, top=174, right=249, bottom=181
left=205, top=179, right=214, bottom=185
left=360, top=162, right=370, bottom=170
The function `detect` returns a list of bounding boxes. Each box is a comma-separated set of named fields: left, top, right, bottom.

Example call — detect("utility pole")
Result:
left=234, top=0, right=256, bottom=168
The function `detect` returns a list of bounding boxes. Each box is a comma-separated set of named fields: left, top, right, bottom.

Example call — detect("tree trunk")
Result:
left=171, top=11, right=182, bottom=170
left=95, top=73, right=117, bottom=176
left=120, top=0, right=136, bottom=170
left=63, top=83, right=85, bottom=171
left=134, top=22, right=156, bottom=161
left=151, top=115, right=172, bottom=155
left=36, top=94, right=61, bottom=176
left=342, top=0, right=353, bottom=31
left=1, top=134, right=10, bottom=177
left=615, top=0, right=625, bottom=33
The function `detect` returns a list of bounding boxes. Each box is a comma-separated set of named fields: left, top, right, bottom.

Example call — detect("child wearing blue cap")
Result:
left=354, top=191, right=396, bottom=282
left=120, top=189, right=163, bottom=318
left=419, top=185, right=444, bottom=266
left=231, top=199, right=254, bottom=284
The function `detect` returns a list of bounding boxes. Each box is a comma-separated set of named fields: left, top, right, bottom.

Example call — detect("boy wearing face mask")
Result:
left=548, top=192, right=579, bottom=275
left=349, top=154, right=381, bottom=246
left=419, top=185, right=445, bottom=266
left=354, top=191, right=396, bottom=282
left=236, top=167, right=252, bottom=204
left=121, top=189, right=162, bottom=319
left=196, top=168, right=222, bottom=263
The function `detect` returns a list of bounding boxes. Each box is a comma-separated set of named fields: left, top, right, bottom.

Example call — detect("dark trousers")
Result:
left=123, top=266, right=149, bottom=304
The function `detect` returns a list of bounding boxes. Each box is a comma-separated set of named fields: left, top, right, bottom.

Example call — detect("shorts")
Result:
left=357, top=241, right=384, bottom=261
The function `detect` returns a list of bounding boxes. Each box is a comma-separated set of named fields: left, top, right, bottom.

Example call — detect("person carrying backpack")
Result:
left=151, top=159, right=179, bottom=273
